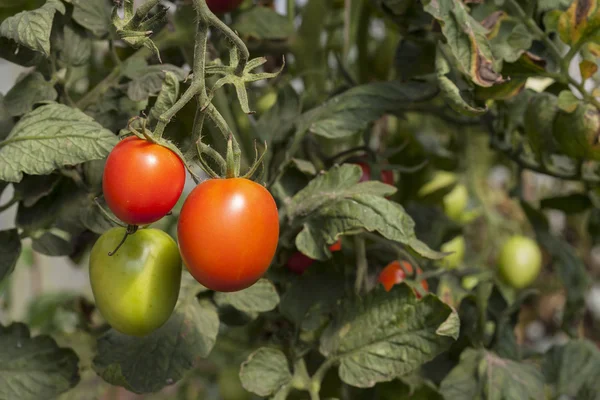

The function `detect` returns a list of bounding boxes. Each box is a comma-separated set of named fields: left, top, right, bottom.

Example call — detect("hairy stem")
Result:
left=354, top=235, right=368, bottom=294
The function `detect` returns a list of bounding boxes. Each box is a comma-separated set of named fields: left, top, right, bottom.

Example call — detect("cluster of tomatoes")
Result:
left=90, top=136, right=279, bottom=336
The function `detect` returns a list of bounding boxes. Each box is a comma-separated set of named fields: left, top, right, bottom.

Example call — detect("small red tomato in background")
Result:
left=286, top=239, right=343, bottom=275
left=103, top=136, right=185, bottom=226
left=379, top=260, right=429, bottom=298
left=356, top=162, right=394, bottom=185
left=206, top=0, right=243, bottom=14
left=178, top=178, right=279, bottom=292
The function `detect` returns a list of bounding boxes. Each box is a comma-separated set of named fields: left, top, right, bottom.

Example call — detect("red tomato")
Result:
left=286, top=252, right=315, bottom=275
left=177, top=178, right=279, bottom=292
left=356, top=162, right=394, bottom=185
left=103, top=136, right=185, bottom=226
left=206, top=0, right=243, bottom=14
left=379, top=260, right=429, bottom=298
left=286, top=240, right=342, bottom=275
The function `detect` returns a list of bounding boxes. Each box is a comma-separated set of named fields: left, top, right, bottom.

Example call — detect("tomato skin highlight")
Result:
left=102, top=137, right=185, bottom=226
left=356, top=162, right=394, bottom=185
left=206, top=0, right=243, bottom=14
left=89, top=227, right=182, bottom=337
left=177, top=178, right=279, bottom=292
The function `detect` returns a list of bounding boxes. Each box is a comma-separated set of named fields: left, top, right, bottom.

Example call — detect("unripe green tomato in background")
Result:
left=218, top=366, right=250, bottom=400
left=89, top=227, right=182, bottom=336
left=440, top=235, right=465, bottom=269
left=497, top=235, right=542, bottom=289
left=256, top=90, right=278, bottom=114
left=443, top=183, right=468, bottom=222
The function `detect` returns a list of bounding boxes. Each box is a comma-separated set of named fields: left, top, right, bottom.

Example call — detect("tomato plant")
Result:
left=0, top=0, right=599, bottom=399
left=102, top=136, right=186, bottom=226
left=89, top=227, right=182, bottom=336
left=177, top=178, right=279, bottom=292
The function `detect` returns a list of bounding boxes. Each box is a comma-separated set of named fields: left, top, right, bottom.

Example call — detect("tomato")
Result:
left=443, top=183, right=468, bottom=222
left=286, top=239, right=342, bottom=275
left=206, top=0, right=243, bottom=14
left=498, top=235, right=542, bottom=289
left=356, top=162, right=394, bottom=185
left=440, top=235, right=465, bottom=269
left=103, top=136, right=185, bottom=226
left=177, top=178, right=279, bottom=292
left=379, top=261, right=428, bottom=298
left=256, top=90, right=278, bottom=114
left=89, top=227, right=182, bottom=336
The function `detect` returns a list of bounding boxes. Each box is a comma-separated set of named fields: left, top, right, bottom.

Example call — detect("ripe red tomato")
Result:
left=329, top=239, right=342, bottom=252
left=356, top=162, right=394, bottom=185
left=379, top=260, right=429, bottom=298
left=177, top=178, right=279, bottom=292
left=103, top=137, right=185, bottom=226
left=206, top=0, right=243, bottom=14
left=286, top=239, right=343, bottom=275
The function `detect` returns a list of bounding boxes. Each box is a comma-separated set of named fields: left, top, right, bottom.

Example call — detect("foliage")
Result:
left=0, top=0, right=599, bottom=399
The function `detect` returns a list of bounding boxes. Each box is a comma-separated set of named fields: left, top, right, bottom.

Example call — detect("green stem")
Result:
left=206, top=103, right=241, bottom=175
left=354, top=235, right=368, bottom=294
left=194, top=0, right=249, bottom=76
left=0, top=197, right=18, bottom=213
left=287, top=0, right=295, bottom=24
left=125, top=0, right=162, bottom=30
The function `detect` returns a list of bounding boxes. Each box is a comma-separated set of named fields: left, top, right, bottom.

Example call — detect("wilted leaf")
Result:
left=557, top=0, right=600, bottom=48
left=436, top=46, right=487, bottom=116
left=0, top=103, right=117, bottom=182
left=0, top=0, right=65, bottom=55
left=289, top=165, right=442, bottom=261
left=239, top=348, right=292, bottom=397
left=3, top=72, right=57, bottom=116
left=305, top=81, right=438, bottom=139
left=440, top=348, right=544, bottom=400
left=214, top=279, right=280, bottom=313
left=72, top=0, right=111, bottom=37
left=319, top=284, right=459, bottom=388
left=579, top=59, right=598, bottom=80
left=0, top=323, right=80, bottom=400
left=0, top=229, right=21, bottom=282
left=94, top=295, right=219, bottom=394
left=232, top=6, right=294, bottom=40
left=422, top=0, right=503, bottom=87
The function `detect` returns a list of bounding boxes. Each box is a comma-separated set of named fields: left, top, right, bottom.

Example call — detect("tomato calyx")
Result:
left=107, top=224, right=139, bottom=256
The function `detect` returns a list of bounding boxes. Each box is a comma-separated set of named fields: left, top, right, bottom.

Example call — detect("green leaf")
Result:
left=58, top=24, right=92, bottom=67
left=557, top=90, right=580, bottom=113
left=305, top=81, right=438, bottom=139
left=486, top=15, right=533, bottom=64
left=543, top=339, right=600, bottom=398
left=256, top=84, right=301, bottom=145
left=436, top=46, right=487, bottom=117
left=0, top=0, right=65, bottom=56
left=0, top=103, right=118, bottom=183
left=93, top=289, right=219, bottom=394
left=523, top=91, right=560, bottom=160
left=557, top=0, right=600, bottom=48
left=0, top=323, right=80, bottom=400
left=279, top=269, right=346, bottom=330
left=0, top=229, right=21, bottom=282
left=149, top=71, right=180, bottom=126
left=422, top=0, right=503, bottom=87
left=289, top=165, right=442, bottom=261
left=72, top=0, right=111, bottom=37
left=239, top=348, right=292, bottom=397
left=126, top=65, right=187, bottom=102
left=214, top=279, right=280, bottom=314
left=319, top=284, right=459, bottom=388
left=440, top=348, right=544, bottom=400
left=13, top=173, right=62, bottom=207
left=232, top=6, right=294, bottom=40
left=3, top=71, right=57, bottom=116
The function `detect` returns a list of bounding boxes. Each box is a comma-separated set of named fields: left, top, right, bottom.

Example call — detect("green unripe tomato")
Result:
left=256, top=90, right=277, bottom=114
left=89, top=227, right=182, bottom=336
left=440, top=235, right=465, bottom=269
left=443, top=183, right=469, bottom=222
left=417, top=171, right=457, bottom=197
left=461, top=275, right=479, bottom=290
left=497, top=235, right=542, bottom=289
